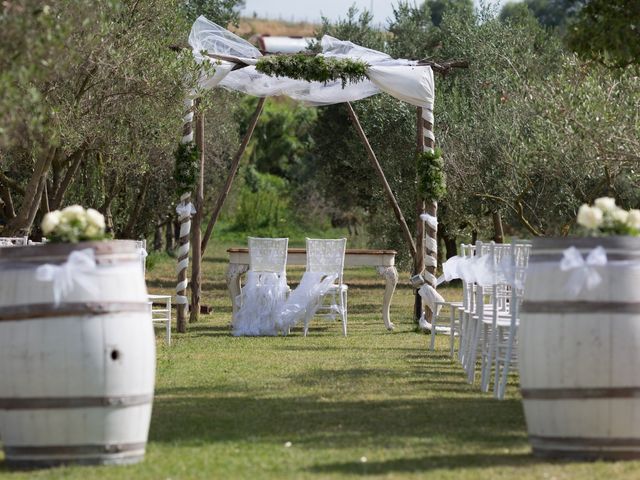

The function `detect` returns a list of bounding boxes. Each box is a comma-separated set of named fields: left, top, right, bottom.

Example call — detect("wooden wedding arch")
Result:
left=174, top=16, right=467, bottom=332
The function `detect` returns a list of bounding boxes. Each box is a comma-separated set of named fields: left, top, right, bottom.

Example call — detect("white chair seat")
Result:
left=148, top=294, right=172, bottom=345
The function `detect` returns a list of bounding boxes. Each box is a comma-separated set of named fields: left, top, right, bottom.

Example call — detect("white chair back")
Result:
left=305, top=238, right=346, bottom=283
left=248, top=237, right=288, bottom=273
left=136, top=239, right=147, bottom=276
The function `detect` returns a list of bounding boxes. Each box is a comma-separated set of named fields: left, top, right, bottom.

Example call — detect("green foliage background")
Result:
left=0, top=0, right=638, bottom=260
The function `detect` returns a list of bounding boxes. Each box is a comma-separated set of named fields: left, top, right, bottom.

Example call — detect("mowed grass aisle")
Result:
left=1, top=244, right=640, bottom=479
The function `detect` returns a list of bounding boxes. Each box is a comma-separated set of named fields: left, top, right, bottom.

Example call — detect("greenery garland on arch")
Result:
left=417, top=148, right=446, bottom=201
left=255, top=54, right=369, bottom=88
left=173, top=142, right=200, bottom=197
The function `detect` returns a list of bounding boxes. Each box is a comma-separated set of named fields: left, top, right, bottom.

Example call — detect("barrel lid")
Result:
left=530, top=236, right=640, bottom=262
left=0, top=240, right=140, bottom=264
left=532, top=236, right=640, bottom=251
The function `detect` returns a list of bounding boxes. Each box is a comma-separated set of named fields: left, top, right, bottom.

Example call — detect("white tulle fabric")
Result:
left=437, top=244, right=531, bottom=289
left=277, top=272, right=338, bottom=332
left=232, top=271, right=338, bottom=336
left=188, top=16, right=435, bottom=109
left=232, top=271, right=289, bottom=336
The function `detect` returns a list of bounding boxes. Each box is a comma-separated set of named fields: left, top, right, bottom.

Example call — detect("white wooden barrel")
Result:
left=519, top=236, right=640, bottom=460
left=0, top=241, right=155, bottom=468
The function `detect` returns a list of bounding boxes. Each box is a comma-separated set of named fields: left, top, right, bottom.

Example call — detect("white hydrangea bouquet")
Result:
left=41, top=205, right=107, bottom=242
left=577, top=197, right=640, bottom=237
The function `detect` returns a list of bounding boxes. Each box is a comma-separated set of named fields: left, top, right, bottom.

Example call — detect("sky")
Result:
left=242, top=0, right=513, bottom=25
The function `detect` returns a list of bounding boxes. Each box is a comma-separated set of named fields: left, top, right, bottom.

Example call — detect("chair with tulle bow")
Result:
left=232, top=237, right=289, bottom=336
left=430, top=243, right=475, bottom=358
left=303, top=238, right=348, bottom=337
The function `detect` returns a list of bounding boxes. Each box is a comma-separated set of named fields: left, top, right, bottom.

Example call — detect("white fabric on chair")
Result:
left=303, top=238, right=348, bottom=336
left=232, top=237, right=290, bottom=336
left=276, top=272, right=338, bottom=333
left=232, top=271, right=289, bottom=336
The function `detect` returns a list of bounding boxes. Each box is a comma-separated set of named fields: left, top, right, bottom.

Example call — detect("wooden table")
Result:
left=226, top=248, right=398, bottom=330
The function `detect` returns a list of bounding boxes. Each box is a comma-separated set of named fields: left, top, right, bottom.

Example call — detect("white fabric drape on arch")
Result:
left=188, top=16, right=434, bottom=110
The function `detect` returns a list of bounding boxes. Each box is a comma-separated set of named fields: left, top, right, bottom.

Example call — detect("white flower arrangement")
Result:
left=576, top=197, right=640, bottom=236
left=41, top=205, right=107, bottom=242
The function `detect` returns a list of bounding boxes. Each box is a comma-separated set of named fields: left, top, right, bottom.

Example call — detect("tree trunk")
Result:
left=443, top=233, right=458, bottom=260
left=165, top=219, right=176, bottom=254
left=26, top=175, right=48, bottom=234
left=100, top=176, right=122, bottom=234
left=154, top=221, right=163, bottom=251
left=492, top=211, right=505, bottom=243
left=40, top=181, right=50, bottom=215
left=0, top=184, right=16, bottom=221
left=4, top=148, right=56, bottom=235
left=122, top=171, right=151, bottom=239
left=190, top=105, right=205, bottom=323
left=50, top=149, right=85, bottom=210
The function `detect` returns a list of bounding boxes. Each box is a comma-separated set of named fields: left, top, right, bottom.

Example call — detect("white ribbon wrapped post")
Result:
left=176, top=202, right=196, bottom=219
left=560, top=246, right=607, bottom=297
left=182, top=98, right=194, bottom=144
left=175, top=199, right=196, bottom=306
left=420, top=212, right=438, bottom=231
left=419, top=212, right=438, bottom=287
left=36, top=249, right=99, bottom=305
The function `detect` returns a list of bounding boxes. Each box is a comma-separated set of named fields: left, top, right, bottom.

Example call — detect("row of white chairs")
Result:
left=430, top=239, right=531, bottom=399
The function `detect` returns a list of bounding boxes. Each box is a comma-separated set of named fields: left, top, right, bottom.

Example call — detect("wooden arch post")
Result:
left=176, top=97, right=196, bottom=333
left=416, top=105, right=438, bottom=323
left=189, top=104, right=205, bottom=324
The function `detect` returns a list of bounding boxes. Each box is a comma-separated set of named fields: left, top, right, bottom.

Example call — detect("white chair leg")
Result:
left=480, top=322, right=491, bottom=391
left=467, top=316, right=483, bottom=384
left=459, top=310, right=469, bottom=365
left=493, top=327, right=505, bottom=397
left=429, top=310, right=437, bottom=351
left=498, top=323, right=517, bottom=400
left=341, top=289, right=347, bottom=337
left=165, top=297, right=171, bottom=346
left=449, top=307, right=456, bottom=358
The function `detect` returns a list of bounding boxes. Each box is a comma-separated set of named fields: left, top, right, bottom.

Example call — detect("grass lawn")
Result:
left=1, top=241, right=640, bottom=479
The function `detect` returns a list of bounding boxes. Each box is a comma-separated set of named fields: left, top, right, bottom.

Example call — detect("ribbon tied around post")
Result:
left=35, top=248, right=99, bottom=305
left=175, top=202, right=196, bottom=218
left=559, top=246, right=607, bottom=297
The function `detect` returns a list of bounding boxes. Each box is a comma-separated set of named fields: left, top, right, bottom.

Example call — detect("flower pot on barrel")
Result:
left=519, top=199, right=640, bottom=460
left=0, top=207, right=155, bottom=468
